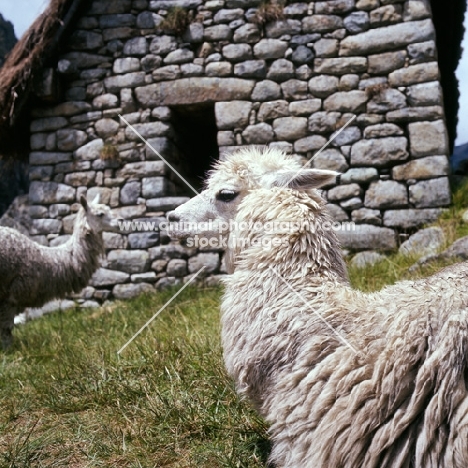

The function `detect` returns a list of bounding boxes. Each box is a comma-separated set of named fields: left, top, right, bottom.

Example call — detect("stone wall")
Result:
left=28, top=0, right=451, bottom=300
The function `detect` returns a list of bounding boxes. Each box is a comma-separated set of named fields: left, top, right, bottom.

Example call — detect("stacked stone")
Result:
left=27, top=0, right=450, bottom=300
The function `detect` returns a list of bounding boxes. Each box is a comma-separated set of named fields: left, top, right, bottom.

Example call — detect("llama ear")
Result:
left=92, top=194, right=100, bottom=204
left=273, top=168, right=339, bottom=190
left=80, top=194, right=88, bottom=210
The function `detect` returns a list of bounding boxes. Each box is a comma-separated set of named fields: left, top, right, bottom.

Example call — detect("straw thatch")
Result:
left=0, top=0, right=87, bottom=159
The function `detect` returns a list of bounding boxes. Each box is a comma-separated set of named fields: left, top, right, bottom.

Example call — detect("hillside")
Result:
left=0, top=13, right=16, bottom=67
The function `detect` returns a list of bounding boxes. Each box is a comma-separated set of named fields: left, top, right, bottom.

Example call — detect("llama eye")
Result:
left=216, top=190, right=239, bottom=202
left=97, top=213, right=104, bottom=217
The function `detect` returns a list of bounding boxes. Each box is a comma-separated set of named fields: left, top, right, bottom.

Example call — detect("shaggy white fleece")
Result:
left=169, top=148, right=468, bottom=467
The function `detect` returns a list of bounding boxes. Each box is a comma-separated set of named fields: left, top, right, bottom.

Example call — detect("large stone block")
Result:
left=74, top=138, right=104, bottom=161
left=289, top=99, right=322, bottom=116
left=328, top=183, right=362, bottom=202
left=273, top=116, right=307, bottom=140
left=128, top=233, right=160, bottom=249
left=96, top=118, right=120, bottom=138
left=188, top=252, right=220, bottom=274
left=302, top=15, right=343, bottom=33
left=323, top=90, right=368, bottom=112
left=234, top=60, right=267, bottom=79
left=135, top=78, right=255, bottom=107
left=407, top=82, right=442, bottom=106
left=365, top=180, right=408, bottom=208
left=120, top=181, right=141, bottom=205
left=124, top=122, right=171, bottom=140
left=242, top=123, right=275, bottom=144
left=311, top=149, right=349, bottom=172
left=366, top=88, right=406, bottom=113
left=30, top=152, right=72, bottom=165
left=117, top=161, right=166, bottom=178
left=368, top=51, right=406, bottom=74
left=107, top=250, right=150, bottom=274
left=294, top=135, right=328, bottom=153
left=29, top=181, right=76, bottom=205
left=308, top=111, right=340, bottom=133
left=386, top=106, right=443, bottom=123
left=408, top=120, right=448, bottom=158
left=91, top=268, right=129, bottom=287
left=392, top=155, right=449, bottom=180
left=314, top=57, right=367, bottom=74
left=258, top=100, right=289, bottom=121
left=350, top=137, right=408, bottom=166
left=215, top=101, right=252, bottom=129
left=253, top=39, right=288, bottom=59
left=234, top=23, right=261, bottom=43
left=409, top=177, right=451, bottom=208
left=388, top=62, right=439, bottom=87
left=339, top=19, right=434, bottom=55
left=315, top=0, right=355, bottom=14
left=267, top=59, right=295, bottom=82
left=113, top=283, right=154, bottom=299
left=204, top=24, right=233, bottom=41
left=399, top=226, right=444, bottom=257
left=142, top=177, right=172, bottom=198
left=30, top=219, right=62, bottom=235
left=383, top=208, right=444, bottom=228
left=112, top=205, right=146, bottom=219
left=251, top=80, right=282, bottom=101
left=104, top=72, right=146, bottom=93
left=113, top=57, right=140, bottom=74
left=222, top=43, right=252, bottom=62
left=265, top=19, right=301, bottom=38
left=281, top=79, right=308, bottom=100
left=30, top=117, right=68, bottom=133
left=337, top=224, right=396, bottom=250
left=363, top=123, right=403, bottom=138
left=149, top=35, right=177, bottom=55
left=340, top=167, right=378, bottom=184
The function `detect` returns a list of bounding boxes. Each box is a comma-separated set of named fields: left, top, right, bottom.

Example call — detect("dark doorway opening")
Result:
left=429, top=0, right=467, bottom=154
left=170, top=104, right=219, bottom=193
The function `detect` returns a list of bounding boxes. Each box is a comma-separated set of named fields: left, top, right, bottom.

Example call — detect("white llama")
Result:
left=0, top=195, right=120, bottom=348
left=168, top=147, right=468, bottom=467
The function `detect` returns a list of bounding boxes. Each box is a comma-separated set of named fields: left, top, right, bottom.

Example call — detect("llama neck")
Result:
left=227, top=209, right=349, bottom=284
left=40, top=209, right=104, bottom=298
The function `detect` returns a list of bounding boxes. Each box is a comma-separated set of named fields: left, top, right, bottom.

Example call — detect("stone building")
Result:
left=0, top=0, right=465, bottom=301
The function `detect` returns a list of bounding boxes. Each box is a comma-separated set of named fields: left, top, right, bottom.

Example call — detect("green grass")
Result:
left=2, top=179, right=468, bottom=466
left=348, top=177, right=468, bottom=292
left=0, top=287, right=269, bottom=467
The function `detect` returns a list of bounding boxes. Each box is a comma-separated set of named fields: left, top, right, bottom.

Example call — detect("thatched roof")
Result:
left=0, top=0, right=87, bottom=159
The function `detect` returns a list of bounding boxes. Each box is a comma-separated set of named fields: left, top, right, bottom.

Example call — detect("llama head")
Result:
left=167, top=147, right=338, bottom=248
left=80, top=195, right=120, bottom=233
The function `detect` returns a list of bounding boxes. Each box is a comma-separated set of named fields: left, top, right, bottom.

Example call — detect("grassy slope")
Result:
left=0, top=288, right=269, bottom=467
left=2, top=180, right=468, bottom=467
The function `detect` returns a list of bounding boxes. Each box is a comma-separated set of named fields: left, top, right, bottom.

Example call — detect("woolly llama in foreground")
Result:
left=0, top=195, right=119, bottom=349
left=168, top=148, right=468, bottom=467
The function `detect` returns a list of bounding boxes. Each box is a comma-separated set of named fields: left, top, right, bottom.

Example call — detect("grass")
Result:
left=348, top=177, right=468, bottom=291
left=2, top=179, right=468, bottom=466
left=0, top=287, right=269, bottom=467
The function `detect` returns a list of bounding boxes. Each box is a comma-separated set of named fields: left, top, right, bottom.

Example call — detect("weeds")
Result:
left=252, top=0, right=285, bottom=25
left=160, top=7, right=193, bottom=35
left=0, top=287, right=269, bottom=467
left=99, top=143, right=120, bottom=162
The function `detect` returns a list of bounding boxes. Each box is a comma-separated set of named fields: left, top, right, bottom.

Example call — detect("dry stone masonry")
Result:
left=27, top=0, right=450, bottom=300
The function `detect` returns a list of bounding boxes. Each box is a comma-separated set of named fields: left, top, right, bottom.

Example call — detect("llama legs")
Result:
left=0, top=303, right=17, bottom=349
